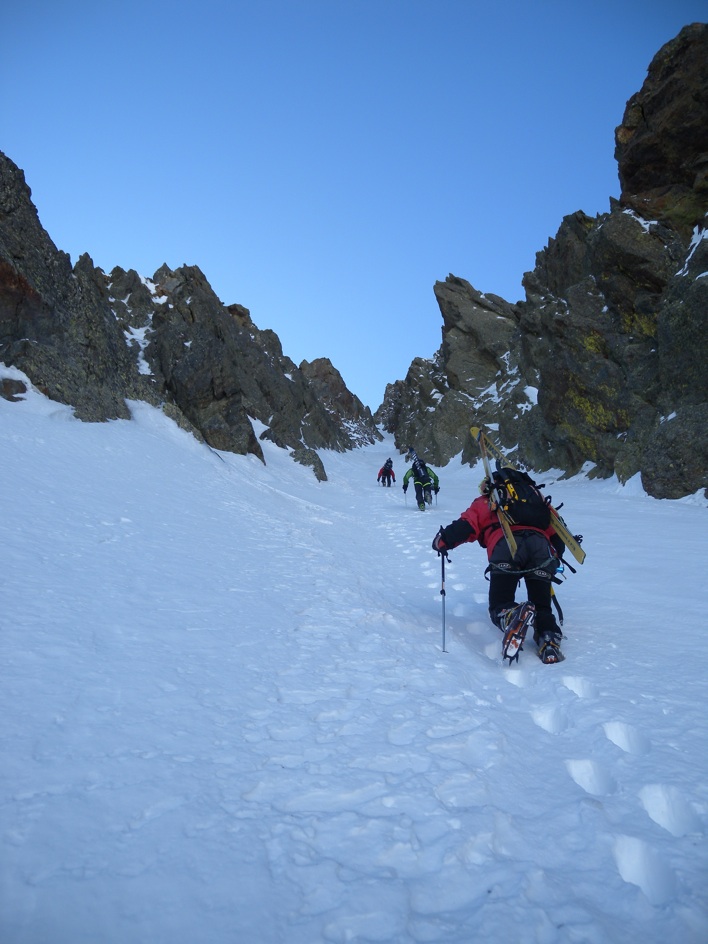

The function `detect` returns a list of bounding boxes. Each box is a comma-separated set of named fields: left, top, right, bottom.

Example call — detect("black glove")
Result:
left=434, top=486, right=439, bottom=494
left=402, top=486, right=408, bottom=494
left=435, top=519, right=473, bottom=549
left=432, top=531, right=447, bottom=554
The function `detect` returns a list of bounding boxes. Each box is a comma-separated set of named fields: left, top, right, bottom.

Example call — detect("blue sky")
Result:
left=2, top=1, right=705, bottom=409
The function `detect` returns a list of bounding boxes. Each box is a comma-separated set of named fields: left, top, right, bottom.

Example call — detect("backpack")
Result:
left=491, top=467, right=551, bottom=530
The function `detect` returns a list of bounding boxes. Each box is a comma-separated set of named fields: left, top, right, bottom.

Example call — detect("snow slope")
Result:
left=1, top=366, right=707, bottom=944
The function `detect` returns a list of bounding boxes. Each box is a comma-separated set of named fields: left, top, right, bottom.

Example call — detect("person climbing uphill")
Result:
left=402, top=446, right=439, bottom=510
left=431, top=475, right=566, bottom=663
left=377, top=458, right=396, bottom=487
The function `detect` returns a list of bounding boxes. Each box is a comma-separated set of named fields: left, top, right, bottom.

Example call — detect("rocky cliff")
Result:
left=377, top=23, right=708, bottom=499
left=0, top=153, right=381, bottom=480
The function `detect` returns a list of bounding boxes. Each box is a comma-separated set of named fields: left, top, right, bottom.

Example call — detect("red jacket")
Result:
left=377, top=466, right=396, bottom=481
left=459, top=495, right=557, bottom=559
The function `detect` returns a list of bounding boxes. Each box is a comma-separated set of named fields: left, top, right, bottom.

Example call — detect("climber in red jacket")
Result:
left=377, top=458, right=396, bottom=487
left=432, top=478, right=565, bottom=662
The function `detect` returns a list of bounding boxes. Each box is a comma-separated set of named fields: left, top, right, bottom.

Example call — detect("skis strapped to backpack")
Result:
left=470, top=426, right=586, bottom=565
left=490, top=467, right=551, bottom=530
left=475, top=427, right=519, bottom=557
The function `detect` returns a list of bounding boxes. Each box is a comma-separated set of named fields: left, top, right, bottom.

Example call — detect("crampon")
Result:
left=501, top=602, right=535, bottom=664
left=537, top=635, right=565, bottom=664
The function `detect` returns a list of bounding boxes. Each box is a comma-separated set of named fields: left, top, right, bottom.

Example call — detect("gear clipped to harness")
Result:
left=490, top=467, right=551, bottom=530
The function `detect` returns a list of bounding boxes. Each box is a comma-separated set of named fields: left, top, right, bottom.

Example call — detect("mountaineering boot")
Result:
left=418, top=501, right=426, bottom=511
left=536, top=632, right=565, bottom=664
left=500, top=602, right=535, bottom=664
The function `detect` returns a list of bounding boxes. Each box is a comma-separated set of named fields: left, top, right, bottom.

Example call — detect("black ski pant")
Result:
left=413, top=476, right=431, bottom=506
left=380, top=473, right=393, bottom=487
left=487, top=530, right=561, bottom=640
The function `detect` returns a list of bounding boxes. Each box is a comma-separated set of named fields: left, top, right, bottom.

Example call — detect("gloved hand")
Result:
left=402, top=486, right=408, bottom=494
left=432, top=531, right=447, bottom=554
left=434, top=486, right=439, bottom=494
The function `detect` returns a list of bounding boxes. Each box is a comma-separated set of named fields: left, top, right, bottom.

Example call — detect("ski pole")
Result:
left=440, top=549, right=448, bottom=652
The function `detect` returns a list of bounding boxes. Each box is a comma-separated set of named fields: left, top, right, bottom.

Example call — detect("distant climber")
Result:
left=402, top=446, right=439, bottom=510
left=377, top=458, right=396, bottom=487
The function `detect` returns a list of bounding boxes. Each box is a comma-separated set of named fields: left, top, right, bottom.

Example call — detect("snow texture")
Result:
left=1, top=365, right=707, bottom=944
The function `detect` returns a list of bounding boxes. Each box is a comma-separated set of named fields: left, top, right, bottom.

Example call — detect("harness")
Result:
left=485, top=559, right=562, bottom=583
left=484, top=558, right=566, bottom=624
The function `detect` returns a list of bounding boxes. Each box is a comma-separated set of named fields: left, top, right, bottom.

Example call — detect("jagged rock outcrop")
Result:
left=376, top=283, right=526, bottom=469
left=0, top=151, right=380, bottom=478
left=300, top=357, right=382, bottom=447
left=378, top=23, right=708, bottom=499
left=616, top=22, right=708, bottom=239
left=0, top=156, right=151, bottom=422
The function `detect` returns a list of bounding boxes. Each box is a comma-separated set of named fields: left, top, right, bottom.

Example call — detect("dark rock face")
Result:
left=1, top=376, right=27, bottom=401
left=379, top=24, right=708, bottom=499
left=0, top=151, right=380, bottom=478
left=615, top=22, right=708, bottom=239
left=0, top=157, right=145, bottom=422
left=300, top=357, right=381, bottom=448
left=376, top=281, right=524, bottom=468
left=517, top=208, right=686, bottom=480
